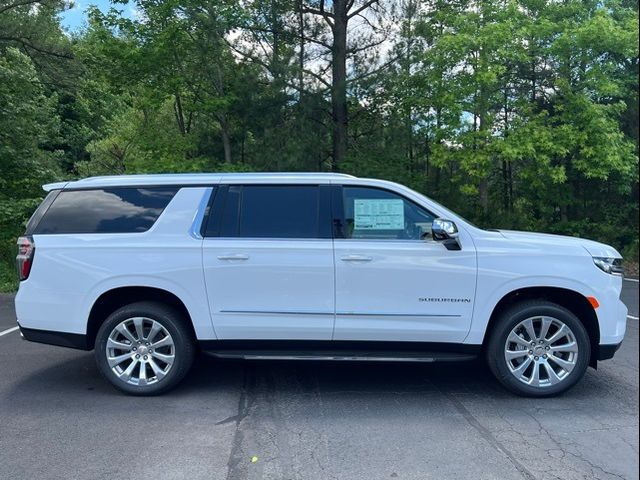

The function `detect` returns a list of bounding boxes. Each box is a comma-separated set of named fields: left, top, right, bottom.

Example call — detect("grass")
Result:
left=0, top=261, right=16, bottom=293
left=625, top=261, right=639, bottom=278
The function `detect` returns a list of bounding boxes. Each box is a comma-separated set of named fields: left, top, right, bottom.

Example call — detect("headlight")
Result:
left=593, top=257, right=624, bottom=275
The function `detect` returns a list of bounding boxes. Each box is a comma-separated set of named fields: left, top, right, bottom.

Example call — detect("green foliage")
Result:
left=0, top=257, right=17, bottom=293
left=0, top=47, right=63, bottom=291
left=377, top=0, right=638, bottom=235
left=0, top=0, right=638, bottom=291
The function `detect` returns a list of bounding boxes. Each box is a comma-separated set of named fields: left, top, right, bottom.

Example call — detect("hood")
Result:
left=497, top=230, right=621, bottom=258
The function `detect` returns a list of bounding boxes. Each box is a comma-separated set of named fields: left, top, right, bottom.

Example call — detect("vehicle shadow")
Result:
left=6, top=349, right=627, bottom=410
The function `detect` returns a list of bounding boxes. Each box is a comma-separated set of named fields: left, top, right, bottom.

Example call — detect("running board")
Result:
left=198, top=340, right=481, bottom=363
left=204, top=350, right=477, bottom=363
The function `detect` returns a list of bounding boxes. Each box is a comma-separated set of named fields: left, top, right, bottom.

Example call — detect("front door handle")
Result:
left=340, top=254, right=373, bottom=262
left=217, top=254, right=249, bottom=261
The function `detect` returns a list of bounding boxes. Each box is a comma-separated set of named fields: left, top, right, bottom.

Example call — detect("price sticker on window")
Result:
left=354, top=199, right=404, bottom=230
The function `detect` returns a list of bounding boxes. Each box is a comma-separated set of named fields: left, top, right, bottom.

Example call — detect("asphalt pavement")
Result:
left=0, top=281, right=638, bottom=480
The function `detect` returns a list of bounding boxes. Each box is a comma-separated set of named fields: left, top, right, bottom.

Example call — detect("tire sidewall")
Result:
left=95, top=302, right=194, bottom=395
left=487, top=302, right=591, bottom=397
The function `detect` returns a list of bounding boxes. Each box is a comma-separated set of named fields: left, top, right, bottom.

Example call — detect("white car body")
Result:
left=15, top=173, right=627, bottom=368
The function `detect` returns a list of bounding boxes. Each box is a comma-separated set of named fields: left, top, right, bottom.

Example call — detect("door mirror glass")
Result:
left=431, top=218, right=458, bottom=241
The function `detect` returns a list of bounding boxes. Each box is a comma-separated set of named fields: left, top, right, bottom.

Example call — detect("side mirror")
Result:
left=431, top=218, right=461, bottom=250
left=431, top=218, right=458, bottom=241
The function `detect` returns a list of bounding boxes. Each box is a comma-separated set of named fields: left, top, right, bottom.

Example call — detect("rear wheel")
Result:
left=95, top=301, right=195, bottom=395
left=487, top=300, right=590, bottom=397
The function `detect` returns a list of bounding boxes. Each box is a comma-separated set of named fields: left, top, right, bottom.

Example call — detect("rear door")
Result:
left=332, top=185, right=477, bottom=343
left=202, top=184, right=335, bottom=340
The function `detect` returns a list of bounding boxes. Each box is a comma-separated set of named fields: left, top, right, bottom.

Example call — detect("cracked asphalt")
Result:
left=0, top=280, right=637, bottom=480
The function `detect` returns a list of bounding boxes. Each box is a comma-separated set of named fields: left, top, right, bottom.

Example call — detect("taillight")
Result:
left=16, top=236, right=35, bottom=281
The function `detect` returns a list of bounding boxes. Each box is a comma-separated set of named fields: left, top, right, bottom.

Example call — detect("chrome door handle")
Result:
left=217, top=254, right=249, bottom=260
left=340, top=255, right=373, bottom=262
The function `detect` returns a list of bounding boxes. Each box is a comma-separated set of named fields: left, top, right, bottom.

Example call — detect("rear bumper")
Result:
left=597, top=341, right=623, bottom=361
left=19, top=325, right=90, bottom=350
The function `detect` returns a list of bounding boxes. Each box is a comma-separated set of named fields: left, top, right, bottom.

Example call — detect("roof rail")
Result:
left=216, top=172, right=356, bottom=178
left=42, top=172, right=358, bottom=191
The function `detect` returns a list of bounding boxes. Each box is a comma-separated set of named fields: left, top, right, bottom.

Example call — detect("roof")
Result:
left=42, top=172, right=356, bottom=191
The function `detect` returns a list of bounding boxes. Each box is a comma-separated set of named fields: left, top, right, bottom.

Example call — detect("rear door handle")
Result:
left=340, top=254, right=373, bottom=262
left=217, top=254, right=249, bottom=261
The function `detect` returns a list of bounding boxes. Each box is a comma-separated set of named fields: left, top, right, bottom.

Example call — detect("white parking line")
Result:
left=628, top=315, right=639, bottom=321
left=0, top=326, right=19, bottom=337
left=624, top=278, right=639, bottom=283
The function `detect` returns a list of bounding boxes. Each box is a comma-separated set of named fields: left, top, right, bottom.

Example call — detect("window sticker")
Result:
left=354, top=199, right=404, bottom=230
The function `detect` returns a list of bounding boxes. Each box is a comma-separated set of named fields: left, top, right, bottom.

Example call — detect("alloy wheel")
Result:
left=504, top=316, right=579, bottom=388
left=105, top=317, right=175, bottom=386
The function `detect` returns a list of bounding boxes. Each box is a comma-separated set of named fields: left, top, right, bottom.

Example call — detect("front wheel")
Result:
left=95, top=301, right=195, bottom=395
left=486, top=300, right=591, bottom=397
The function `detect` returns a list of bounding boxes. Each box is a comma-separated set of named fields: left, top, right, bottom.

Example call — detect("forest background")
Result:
left=1, top=0, right=638, bottom=290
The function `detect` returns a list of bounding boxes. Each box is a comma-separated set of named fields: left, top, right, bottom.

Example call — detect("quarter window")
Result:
left=32, top=187, right=178, bottom=234
left=342, top=187, right=435, bottom=240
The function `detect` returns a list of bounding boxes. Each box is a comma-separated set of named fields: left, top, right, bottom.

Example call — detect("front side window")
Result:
left=32, top=187, right=178, bottom=234
left=218, top=185, right=321, bottom=239
left=342, top=187, right=435, bottom=240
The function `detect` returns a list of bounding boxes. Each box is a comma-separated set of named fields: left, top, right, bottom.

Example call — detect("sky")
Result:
left=60, top=0, right=135, bottom=31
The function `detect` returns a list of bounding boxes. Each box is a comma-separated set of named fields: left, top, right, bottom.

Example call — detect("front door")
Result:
left=202, top=184, right=335, bottom=340
left=333, top=185, right=477, bottom=343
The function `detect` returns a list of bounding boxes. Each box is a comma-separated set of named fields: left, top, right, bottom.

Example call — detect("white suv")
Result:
left=15, top=173, right=627, bottom=396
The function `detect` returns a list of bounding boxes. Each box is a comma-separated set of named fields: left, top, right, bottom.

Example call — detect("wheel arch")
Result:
left=482, top=286, right=600, bottom=368
left=86, top=286, right=197, bottom=349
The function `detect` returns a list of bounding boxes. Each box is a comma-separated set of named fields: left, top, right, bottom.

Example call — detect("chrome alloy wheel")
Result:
left=504, top=316, right=578, bottom=388
left=106, top=317, right=175, bottom=386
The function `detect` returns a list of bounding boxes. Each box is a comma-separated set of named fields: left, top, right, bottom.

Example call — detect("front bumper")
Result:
left=597, top=341, right=623, bottom=361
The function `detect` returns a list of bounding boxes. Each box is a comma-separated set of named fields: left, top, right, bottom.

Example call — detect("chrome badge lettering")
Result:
left=419, top=297, right=472, bottom=303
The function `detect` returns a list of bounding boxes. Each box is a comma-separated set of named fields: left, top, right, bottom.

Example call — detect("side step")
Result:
left=199, top=341, right=480, bottom=363
left=205, top=350, right=477, bottom=362
left=204, top=350, right=476, bottom=363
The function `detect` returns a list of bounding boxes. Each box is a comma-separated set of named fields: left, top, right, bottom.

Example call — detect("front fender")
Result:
left=465, top=275, right=597, bottom=344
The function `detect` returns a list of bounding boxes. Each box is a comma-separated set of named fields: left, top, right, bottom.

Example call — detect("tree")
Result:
left=1, top=0, right=638, bottom=289
left=0, top=47, right=62, bottom=288
left=0, top=0, right=77, bottom=86
left=295, top=0, right=393, bottom=170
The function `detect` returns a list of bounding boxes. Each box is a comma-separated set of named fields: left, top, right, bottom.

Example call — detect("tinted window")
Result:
left=33, top=187, right=178, bottom=234
left=216, top=186, right=320, bottom=238
left=220, top=186, right=241, bottom=237
left=342, top=187, right=435, bottom=240
left=24, top=190, right=61, bottom=234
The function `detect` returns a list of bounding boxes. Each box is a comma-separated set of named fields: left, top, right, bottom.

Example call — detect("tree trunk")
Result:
left=221, top=128, right=232, bottom=164
left=502, top=85, right=510, bottom=213
left=424, top=133, right=430, bottom=178
left=478, top=58, right=489, bottom=214
left=298, top=0, right=305, bottom=98
left=174, top=93, right=186, bottom=135
left=501, top=160, right=507, bottom=212
left=216, top=113, right=232, bottom=164
left=331, top=0, right=348, bottom=171
left=241, top=127, right=246, bottom=164
left=403, top=2, right=415, bottom=168
left=508, top=160, right=513, bottom=212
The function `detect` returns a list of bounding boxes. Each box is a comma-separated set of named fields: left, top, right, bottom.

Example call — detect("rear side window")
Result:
left=207, top=185, right=325, bottom=239
left=32, top=187, right=179, bottom=234
left=240, top=186, right=319, bottom=238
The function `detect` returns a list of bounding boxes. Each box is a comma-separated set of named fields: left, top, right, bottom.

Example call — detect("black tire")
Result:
left=95, top=301, right=195, bottom=395
left=486, top=300, right=590, bottom=397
